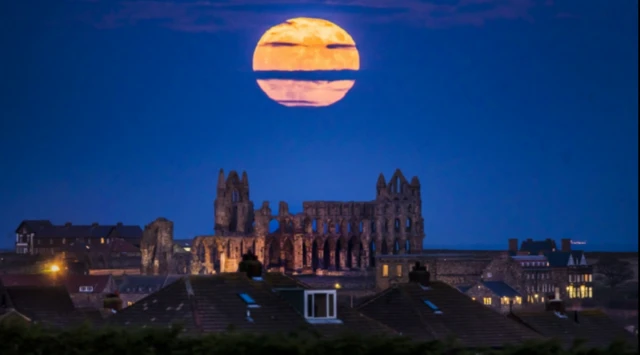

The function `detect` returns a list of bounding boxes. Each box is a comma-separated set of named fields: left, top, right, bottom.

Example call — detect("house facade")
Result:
left=14, top=220, right=142, bottom=256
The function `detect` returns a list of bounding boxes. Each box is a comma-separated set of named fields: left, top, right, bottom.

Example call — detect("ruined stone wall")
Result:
left=140, top=218, right=174, bottom=275
left=194, top=168, right=427, bottom=275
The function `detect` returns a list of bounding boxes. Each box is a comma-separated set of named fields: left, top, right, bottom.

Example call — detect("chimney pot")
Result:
left=408, top=262, right=430, bottom=286
left=561, top=239, right=571, bottom=252
left=508, top=238, right=518, bottom=253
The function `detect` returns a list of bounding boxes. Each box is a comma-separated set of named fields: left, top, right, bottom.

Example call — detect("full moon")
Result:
left=252, top=17, right=360, bottom=107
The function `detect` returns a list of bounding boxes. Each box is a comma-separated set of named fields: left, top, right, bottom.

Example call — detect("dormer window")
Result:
left=423, top=299, right=443, bottom=314
left=238, top=293, right=260, bottom=308
left=79, top=286, right=94, bottom=293
left=304, top=290, right=341, bottom=324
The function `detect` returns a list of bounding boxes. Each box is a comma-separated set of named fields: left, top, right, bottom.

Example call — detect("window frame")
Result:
left=303, top=290, right=341, bottom=324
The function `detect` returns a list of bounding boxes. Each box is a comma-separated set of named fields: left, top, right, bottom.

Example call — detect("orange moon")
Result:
left=252, top=17, right=360, bottom=107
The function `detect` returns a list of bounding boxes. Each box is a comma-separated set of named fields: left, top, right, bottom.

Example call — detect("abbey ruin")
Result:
left=185, top=168, right=425, bottom=274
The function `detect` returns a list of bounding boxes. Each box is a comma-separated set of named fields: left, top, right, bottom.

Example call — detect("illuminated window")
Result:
left=515, top=296, right=522, bottom=304
left=395, top=264, right=402, bottom=277
left=501, top=297, right=510, bottom=305
left=483, top=297, right=492, bottom=305
left=62, top=238, right=66, bottom=244
left=382, top=264, right=389, bottom=277
left=127, top=301, right=133, bottom=306
left=101, top=238, right=105, bottom=244
left=587, top=287, right=592, bottom=298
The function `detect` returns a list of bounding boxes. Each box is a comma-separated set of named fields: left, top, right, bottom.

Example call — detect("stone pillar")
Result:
left=294, top=236, right=304, bottom=270
left=204, top=247, right=213, bottom=274
left=338, top=248, right=346, bottom=270
left=279, top=240, right=286, bottom=268
left=351, top=241, right=360, bottom=269
left=317, top=247, right=325, bottom=269
left=305, top=240, right=313, bottom=268
left=219, top=251, right=226, bottom=273
left=327, top=242, right=336, bottom=270
left=361, top=243, right=369, bottom=269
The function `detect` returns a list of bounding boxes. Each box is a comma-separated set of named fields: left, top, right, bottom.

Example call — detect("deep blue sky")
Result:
left=1, top=0, right=637, bottom=251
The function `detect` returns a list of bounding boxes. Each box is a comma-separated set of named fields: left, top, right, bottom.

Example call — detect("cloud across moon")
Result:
left=252, top=17, right=360, bottom=107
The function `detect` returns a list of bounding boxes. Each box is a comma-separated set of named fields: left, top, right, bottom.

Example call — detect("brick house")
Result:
left=14, top=220, right=142, bottom=256
left=508, top=238, right=593, bottom=304
left=464, top=281, right=523, bottom=314
left=374, top=253, right=493, bottom=290
left=63, top=275, right=118, bottom=309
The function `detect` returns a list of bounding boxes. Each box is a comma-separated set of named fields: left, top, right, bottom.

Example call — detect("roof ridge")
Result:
left=355, top=286, right=396, bottom=309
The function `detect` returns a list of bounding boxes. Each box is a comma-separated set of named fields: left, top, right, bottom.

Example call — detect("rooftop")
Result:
left=357, top=280, right=541, bottom=348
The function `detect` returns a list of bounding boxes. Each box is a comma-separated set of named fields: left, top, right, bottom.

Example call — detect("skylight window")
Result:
left=238, top=293, right=260, bottom=308
left=423, top=299, right=443, bottom=314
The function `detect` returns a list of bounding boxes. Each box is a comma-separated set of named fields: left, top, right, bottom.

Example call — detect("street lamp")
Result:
left=50, top=264, right=60, bottom=272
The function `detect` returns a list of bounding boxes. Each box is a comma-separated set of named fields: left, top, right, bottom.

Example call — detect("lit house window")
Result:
left=515, top=296, right=522, bottom=304
left=501, top=297, right=510, bottom=305
left=101, top=238, right=105, bottom=244
left=304, top=290, right=341, bottom=324
left=395, top=264, right=402, bottom=277
left=127, top=301, right=133, bottom=306
left=382, top=264, right=389, bottom=277
left=483, top=297, right=492, bottom=305
left=62, top=238, right=66, bottom=244
left=79, top=286, right=94, bottom=293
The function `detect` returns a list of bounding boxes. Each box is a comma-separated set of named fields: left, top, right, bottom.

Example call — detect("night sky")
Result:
left=1, top=0, right=637, bottom=251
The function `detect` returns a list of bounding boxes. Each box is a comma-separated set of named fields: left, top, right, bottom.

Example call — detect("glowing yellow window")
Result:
left=100, top=238, right=105, bottom=244
left=382, top=264, right=389, bottom=277
left=483, top=297, right=492, bottom=305
left=127, top=301, right=133, bottom=306
left=515, top=296, right=522, bottom=304
left=501, top=297, right=510, bottom=305
left=395, top=264, right=402, bottom=277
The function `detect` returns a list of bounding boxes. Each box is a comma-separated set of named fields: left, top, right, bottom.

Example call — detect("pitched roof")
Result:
left=23, top=222, right=143, bottom=239
left=1, top=285, right=104, bottom=328
left=63, top=275, right=112, bottom=294
left=357, top=281, right=541, bottom=348
left=520, top=239, right=557, bottom=255
left=482, top=281, right=520, bottom=298
left=510, top=309, right=638, bottom=349
left=110, top=273, right=394, bottom=337
left=0, top=274, right=58, bottom=287
left=15, top=220, right=53, bottom=233
left=119, top=275, right=170, bottom=294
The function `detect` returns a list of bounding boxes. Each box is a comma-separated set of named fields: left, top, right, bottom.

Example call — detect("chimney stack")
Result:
left=508, top=238, right=518, bottom=253
left=561, top=239, right=571, bottom=252
left=408, top=262, right=431, bottom=286
left=116, top=222, right=123, bottom=227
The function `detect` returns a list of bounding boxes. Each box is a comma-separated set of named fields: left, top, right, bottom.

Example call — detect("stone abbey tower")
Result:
left=189, top=169, right=425, bottom=274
